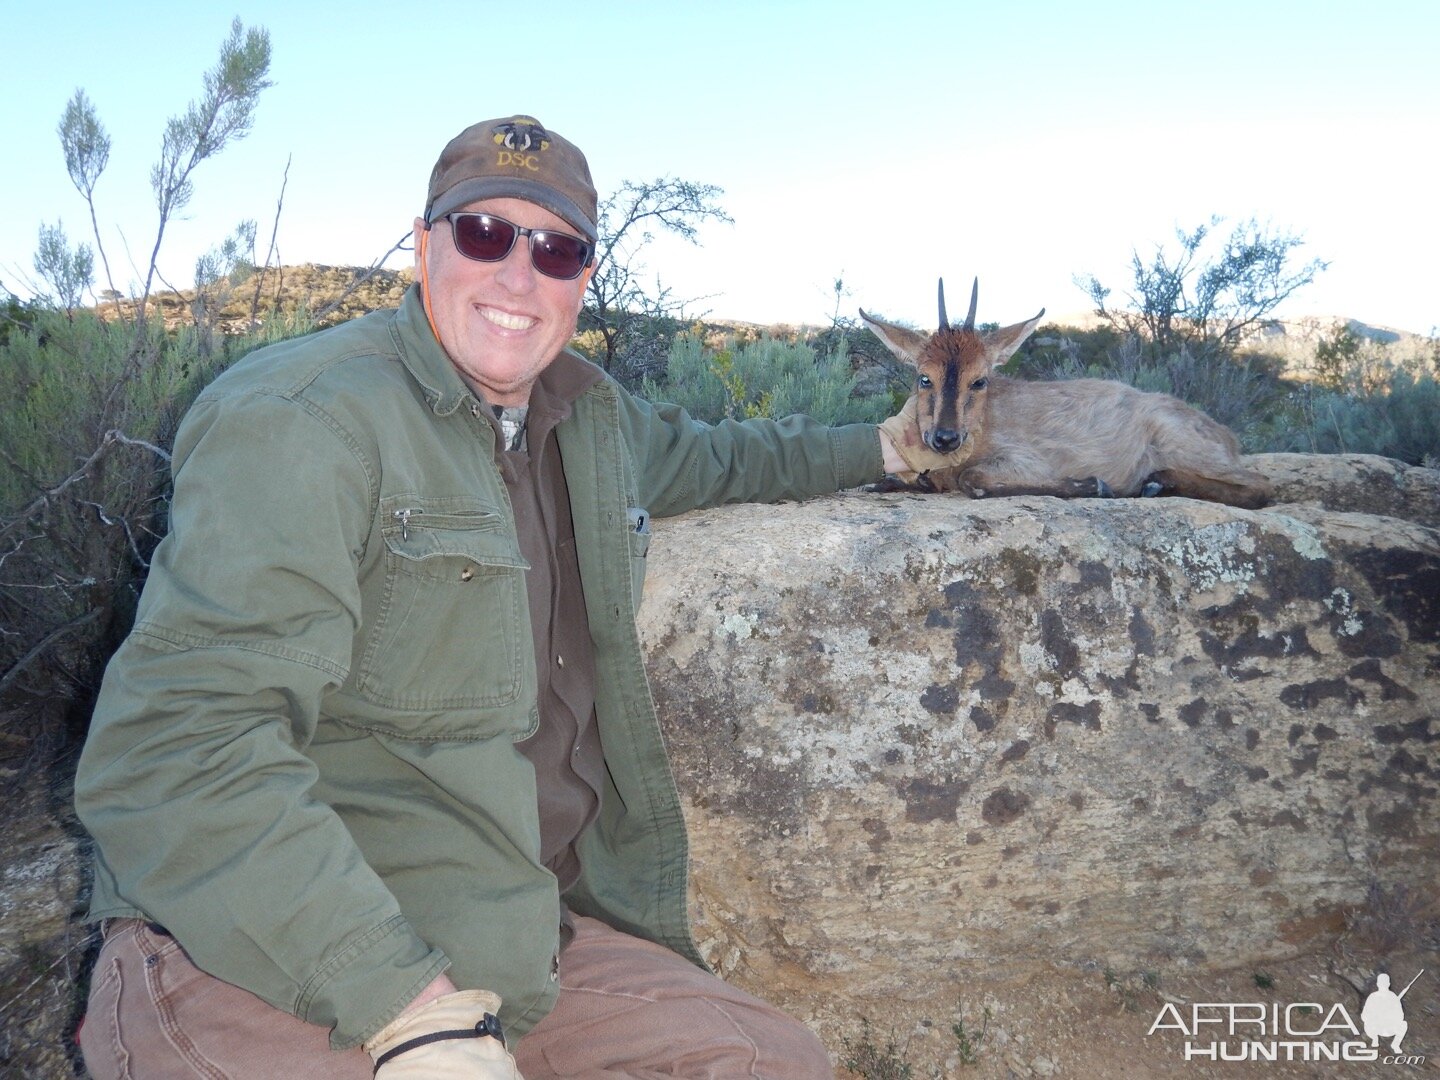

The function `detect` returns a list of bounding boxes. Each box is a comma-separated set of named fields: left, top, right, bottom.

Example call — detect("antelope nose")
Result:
left=929, top=428, right=963, bottom=454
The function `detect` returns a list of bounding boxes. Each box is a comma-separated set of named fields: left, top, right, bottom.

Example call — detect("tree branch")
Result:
left=2, top=430, right=171, bottom=537
left=312, top=232, right=414, bottom=325
left=0, top=608, right=103, bottom=700
left=250, top=156, right=291, bottom=327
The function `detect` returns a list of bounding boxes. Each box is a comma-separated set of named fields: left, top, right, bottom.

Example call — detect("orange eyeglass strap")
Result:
left=416, top=224, right=443, bottom=345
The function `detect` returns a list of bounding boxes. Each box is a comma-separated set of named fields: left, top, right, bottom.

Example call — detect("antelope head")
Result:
left=862, top=278, right=1044, bottom=455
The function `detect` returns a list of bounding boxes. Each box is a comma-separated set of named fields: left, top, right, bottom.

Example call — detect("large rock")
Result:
left=637, top=453, right=1438, bottom=1068
left=3, top=453, right=1434, bottom=1076
left=1254, top=452, right=1440, bottom=529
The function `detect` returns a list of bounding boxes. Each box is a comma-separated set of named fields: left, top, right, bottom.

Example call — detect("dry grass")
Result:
left=96, top=263, right=414, bottom=336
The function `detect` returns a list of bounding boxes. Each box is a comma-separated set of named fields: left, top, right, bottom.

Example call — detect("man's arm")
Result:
left=616, top=385, right=887, bottom=516
left=75, top=390, right=446, bottom=1049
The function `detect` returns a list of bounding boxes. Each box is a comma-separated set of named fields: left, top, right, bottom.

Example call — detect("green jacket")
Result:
left=75, top=285, right=881, bottom=1049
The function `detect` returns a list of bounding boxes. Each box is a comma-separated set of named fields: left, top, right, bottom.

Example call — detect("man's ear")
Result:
left=576, top=261, right=597, bottom=315
left=412, top=217, right=429, bottom=273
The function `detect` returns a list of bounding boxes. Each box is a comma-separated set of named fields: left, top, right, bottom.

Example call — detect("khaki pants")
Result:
left=80, top=917, right=832, bottom=1079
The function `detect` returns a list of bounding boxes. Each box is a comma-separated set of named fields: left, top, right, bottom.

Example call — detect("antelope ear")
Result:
left=985, top=308, right=1046, bottom=369
left=859, top=309, right=931, bottom=367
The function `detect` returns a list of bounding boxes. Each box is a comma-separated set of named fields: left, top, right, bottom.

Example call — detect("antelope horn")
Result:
left=937, top=278, right=949, bottom=331
left=963, top=277, right=979, bottom=332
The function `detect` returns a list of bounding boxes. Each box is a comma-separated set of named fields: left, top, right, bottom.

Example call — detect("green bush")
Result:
left=1261, top=324, right=1440, bottom=465
left=0, top=292, right=44, bottom=346
left=0, top=308, right=312, bottom=771
left=641, top=333, right=893, bottom=426
left=1274, top=370, right=1440, bottom=466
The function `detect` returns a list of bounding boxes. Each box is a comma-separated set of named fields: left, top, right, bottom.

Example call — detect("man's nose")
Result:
left=494, top=238, right=537, bottom=291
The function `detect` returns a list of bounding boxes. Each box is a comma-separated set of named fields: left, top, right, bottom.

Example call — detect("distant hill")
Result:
left=96, top=263, right=415, bottom=334
left=1043, top=310, right=1436, bottom=373
left=103, top=266, right=1435, bottom=378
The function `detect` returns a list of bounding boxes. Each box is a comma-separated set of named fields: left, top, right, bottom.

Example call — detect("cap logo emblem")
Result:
left=492, top=119, right=550, bottom=152
left=491, top=119, right=550, bottom=172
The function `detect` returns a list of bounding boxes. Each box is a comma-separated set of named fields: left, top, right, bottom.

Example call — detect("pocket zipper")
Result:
left=394, top=507, right=414, bottom=541
left=392, top=507, right=503, bottom=542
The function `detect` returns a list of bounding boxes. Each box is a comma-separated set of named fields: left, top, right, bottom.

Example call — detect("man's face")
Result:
left=414, top=197, right=595, bottom=406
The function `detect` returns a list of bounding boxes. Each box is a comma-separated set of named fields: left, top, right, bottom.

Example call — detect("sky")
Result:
left=2, top=1, right=1437, bottom=336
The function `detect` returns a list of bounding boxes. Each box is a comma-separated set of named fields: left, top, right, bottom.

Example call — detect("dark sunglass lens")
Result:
left=452, top=215, right=515, bottom=261
left=530, top=233, right=590, bottom=279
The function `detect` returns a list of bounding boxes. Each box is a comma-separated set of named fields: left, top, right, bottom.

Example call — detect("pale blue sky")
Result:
left=3, top=1, right=1436, bottom=334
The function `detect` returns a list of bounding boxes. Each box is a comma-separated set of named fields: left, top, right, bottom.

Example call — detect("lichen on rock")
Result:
left=638, top=452, right=1439, bottom=1067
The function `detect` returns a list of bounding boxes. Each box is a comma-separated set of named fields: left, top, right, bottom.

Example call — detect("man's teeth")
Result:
left=482, top=307, right=535, bottom=331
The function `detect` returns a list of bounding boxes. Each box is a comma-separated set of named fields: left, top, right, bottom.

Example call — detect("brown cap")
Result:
left=424, top=116, right=598, bottom=241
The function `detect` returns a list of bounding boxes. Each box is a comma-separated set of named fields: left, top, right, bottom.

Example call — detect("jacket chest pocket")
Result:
left=354, top=498, right=532, bottom=724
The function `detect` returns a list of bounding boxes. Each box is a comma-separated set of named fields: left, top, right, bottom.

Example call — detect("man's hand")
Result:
left=877, top=394, right=964, bottom=481
left=365, top=989, right=522, bottom=1079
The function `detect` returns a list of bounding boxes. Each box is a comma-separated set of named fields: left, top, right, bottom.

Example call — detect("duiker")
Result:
left=862, top=279, right=1273, bottom=509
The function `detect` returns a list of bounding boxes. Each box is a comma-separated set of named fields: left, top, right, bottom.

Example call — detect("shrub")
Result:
left=0, top=16, right=278, bottom=781
left=1075, top=216, right=1327, bottom=361
left=641, top=333, right=893, bottom=427
left=1261, top=324, right=1440, bottom=465
left=840, top=1019, right=913, bottom=1079
left=0, top=308, right=312, bottom=777
left=581, top=177, right=732, bottom=375
left=0, top=292, right=44, bottom=346
left=1274, top=370, right=1440, bottom=466
left=574, top=311, right=688, bottom=392
left=1014, top=322, right=1125, bottom=378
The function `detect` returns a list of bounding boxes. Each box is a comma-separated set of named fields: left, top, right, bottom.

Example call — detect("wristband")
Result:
left=372, top=1012, right=505, bottom=1074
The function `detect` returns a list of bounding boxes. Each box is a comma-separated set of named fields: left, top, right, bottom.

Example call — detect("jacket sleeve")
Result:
left=74, top=388, right=448, bottom=1050
left=614, top=382, right=884, bottom=517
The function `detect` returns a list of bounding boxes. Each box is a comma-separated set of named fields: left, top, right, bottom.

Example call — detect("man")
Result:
left=75, top=115, right=917, bottom=1078
left=1362, top=972, right=1414, bottom=1055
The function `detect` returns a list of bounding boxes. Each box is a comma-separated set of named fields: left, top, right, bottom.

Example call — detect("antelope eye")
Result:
left=917, top=374, right=934, bottom=389
left=971, top=377, right=989, bottom=391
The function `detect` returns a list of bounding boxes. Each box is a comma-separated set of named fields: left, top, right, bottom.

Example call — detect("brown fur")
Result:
left=862, top=281, right=1274, bottom=509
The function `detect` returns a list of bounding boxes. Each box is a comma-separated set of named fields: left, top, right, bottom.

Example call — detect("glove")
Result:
left=877, top=394, right=967, bottom=485
left=364, top=990, right=522, bottom=1079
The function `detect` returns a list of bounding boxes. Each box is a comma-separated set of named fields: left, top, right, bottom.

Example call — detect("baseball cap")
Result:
left=424, top=115, right=598, bottom=241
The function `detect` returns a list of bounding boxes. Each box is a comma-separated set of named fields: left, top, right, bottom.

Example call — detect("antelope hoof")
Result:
left=1141, top=480, right=1164, bottom=498
left=866, top=474, right=908, bottom=493
left=1093, top=477, right=1114, bottom=498
left=867, top=472, right=939, bottom=495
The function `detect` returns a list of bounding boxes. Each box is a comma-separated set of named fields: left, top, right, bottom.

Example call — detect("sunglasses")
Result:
left=441, top=212, right=594, bottom=280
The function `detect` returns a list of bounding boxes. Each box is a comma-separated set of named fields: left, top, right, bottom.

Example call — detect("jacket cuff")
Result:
left=294, top=916, right=451, bottom=1050
left=830, top=424, right=887, bottom=490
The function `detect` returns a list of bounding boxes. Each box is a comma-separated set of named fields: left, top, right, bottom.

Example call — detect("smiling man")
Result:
left=75, top=116, right=910, bottom=1078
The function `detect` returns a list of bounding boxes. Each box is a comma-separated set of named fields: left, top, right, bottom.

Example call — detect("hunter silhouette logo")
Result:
left=1363, top=970, right=1423, bottom=1054
left=1147, top=967, right=1427, bottom=1065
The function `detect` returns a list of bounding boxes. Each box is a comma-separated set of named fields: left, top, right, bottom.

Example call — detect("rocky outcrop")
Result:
left=2, top=453, right=1434, bottom=1076
left=638, top=453, right=1438, bottom=1066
